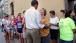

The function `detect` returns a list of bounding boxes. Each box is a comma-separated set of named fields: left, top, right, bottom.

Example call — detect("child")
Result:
left=15, top=15, right=23, bottom=43
left=22, top=11, right=26, bottom=43
left=22, top=18, right=26, bottom=43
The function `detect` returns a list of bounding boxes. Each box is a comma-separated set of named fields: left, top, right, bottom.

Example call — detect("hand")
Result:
left=43, top=25, right=50, bottom=29
left=40, top=21, right=43, bottom=24
left=50, top=24, right=55, bottom=26
left=40, top=21, right=44, bottom=24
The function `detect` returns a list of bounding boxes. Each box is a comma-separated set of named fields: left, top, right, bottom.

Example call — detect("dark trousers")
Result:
left=1, top=26, right=4, bottom=32
left=59, top=39, right=73, bottom=43
left=41, top=33, right=50, bottom=43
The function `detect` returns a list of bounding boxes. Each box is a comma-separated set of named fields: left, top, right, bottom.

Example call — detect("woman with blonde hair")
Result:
left=5, top=15, right=14, bottom=43
left=40, top=8, right=50, bottom=43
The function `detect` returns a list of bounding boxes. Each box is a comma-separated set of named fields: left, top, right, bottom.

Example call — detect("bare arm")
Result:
left=22, top=17, right=25, bottom=25
left=11, top=21, right=14, bottom=27
left=50, top=23, right=59, bottom=26
left=6, top=21, right=11, bottom=27
left=15, top=25, right=17, bottom=33
left=50, top=17, right=59, bottom=26
left=72, top=29, right=76, bottom=34
left=22, top=17, right=26, bottom=32
left=23, top=24, right=26, bottom=32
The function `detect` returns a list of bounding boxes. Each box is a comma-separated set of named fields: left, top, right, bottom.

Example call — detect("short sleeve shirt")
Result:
left=59, top=17, right=75, bottom=41
left=15, top=21, right=23, bottom=31
left=14, top=17, right=23, bottom=24
left=50, top=17, right=59, bottom=29
left=2, top=19, right=7, bottom=25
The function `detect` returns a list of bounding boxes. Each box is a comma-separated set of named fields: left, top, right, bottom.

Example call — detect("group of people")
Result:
left=1, top=11, right=26, bottom=43
left=0, top=0, right=76, bottom=43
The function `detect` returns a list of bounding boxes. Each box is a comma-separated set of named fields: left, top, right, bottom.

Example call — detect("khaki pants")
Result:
left=26, top=29, right=41, bottom=43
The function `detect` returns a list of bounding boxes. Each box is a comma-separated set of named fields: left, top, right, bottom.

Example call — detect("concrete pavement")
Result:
left=0, top=27, right=76, bottom=43
left=0, top=30, right=6, bottom=43
left=0, top=28, right=20, bottom=43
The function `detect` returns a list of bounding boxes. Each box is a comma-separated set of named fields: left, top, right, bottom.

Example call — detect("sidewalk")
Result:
left=0, top=28, right=20, bottom=43
left=0, top=29, right=6, bottom=43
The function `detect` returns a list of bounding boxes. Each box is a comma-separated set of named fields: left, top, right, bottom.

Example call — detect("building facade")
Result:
left=0, top=0, right=8, bottom=18
left=0, top=0, right=8, bottom=14
left=0, top=0, right=75, bottom=18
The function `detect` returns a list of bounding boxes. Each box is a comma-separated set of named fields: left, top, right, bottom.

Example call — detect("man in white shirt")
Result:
left=24, top=0, right=46, bottom=43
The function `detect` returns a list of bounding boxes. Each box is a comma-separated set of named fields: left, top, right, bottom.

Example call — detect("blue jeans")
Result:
left=1, top=26, right=4, bottom=32
left=59, top=39, right=73, bottom=43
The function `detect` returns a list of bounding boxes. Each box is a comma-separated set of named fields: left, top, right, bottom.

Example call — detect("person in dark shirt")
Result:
left=68, top=10, right=76, bottom=25
left=68, top=10, right=76, bottom=43
left=15, top=15, right=23, bottom=43
left=73, top=16, right=76, bottom=25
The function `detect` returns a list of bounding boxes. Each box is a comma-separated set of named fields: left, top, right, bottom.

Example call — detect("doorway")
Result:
left=10, top=2, right=14, bottom=15
left=65, top=0, right=75, bottom=11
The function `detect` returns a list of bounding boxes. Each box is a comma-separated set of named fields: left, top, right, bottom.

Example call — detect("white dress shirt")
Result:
left=24, top=7, right=44, bottom=29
